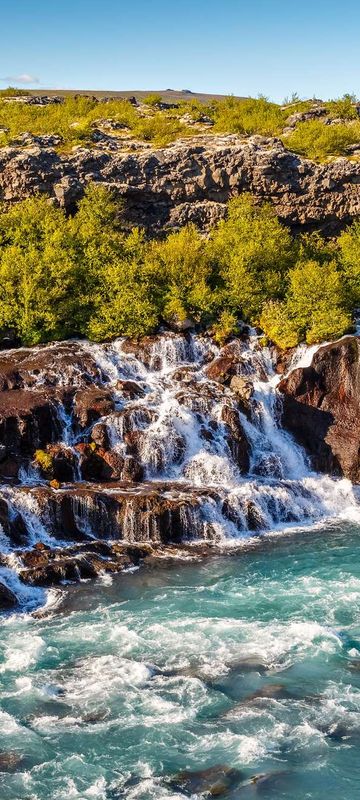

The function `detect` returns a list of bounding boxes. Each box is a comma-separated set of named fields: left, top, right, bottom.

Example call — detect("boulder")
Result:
left=75, top=444, right=124, bottom=482
left=170, top=766, right=244, bottom=797
left=220, top=404, right=250, bottom=473
left=0, top=751, right=23, bottom=771
left=47, top=444, right=77, bottom=482
left=74, top=387, right=115, bottom=428
left=0, top=581, right=18, bottom=610
left=91, top=422, right=111, bottom=449
left=279, top=336, right=360, bottom=480
left=0, top=390, right=62, bottom=456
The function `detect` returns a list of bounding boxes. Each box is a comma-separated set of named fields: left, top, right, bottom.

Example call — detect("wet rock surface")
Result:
left=169, top=764, right=245, bottom=796
left=279, top=336, right=360, bottom=480
left=0, top=330, right=357, bottom=606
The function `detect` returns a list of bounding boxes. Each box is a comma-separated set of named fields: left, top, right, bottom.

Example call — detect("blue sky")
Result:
left=1, top=0, right=359, bottom=102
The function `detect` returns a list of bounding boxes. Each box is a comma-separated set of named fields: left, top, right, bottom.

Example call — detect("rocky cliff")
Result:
left=1, top=133, right=360, bottom=233
left=279, top=336, right=360, bottom=481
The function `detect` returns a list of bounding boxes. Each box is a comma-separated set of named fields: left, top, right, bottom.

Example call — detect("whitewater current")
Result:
left=1, top=333, right=360, bottom=798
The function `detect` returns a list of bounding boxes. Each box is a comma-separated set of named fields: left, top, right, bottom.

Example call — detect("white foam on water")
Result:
left=63, top=654, right=151, bottom=701
left=0, top=632, right=44, bottom=672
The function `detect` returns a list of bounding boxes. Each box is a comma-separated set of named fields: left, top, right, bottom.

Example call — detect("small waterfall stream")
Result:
left=0, top=331, right=359, bottom=607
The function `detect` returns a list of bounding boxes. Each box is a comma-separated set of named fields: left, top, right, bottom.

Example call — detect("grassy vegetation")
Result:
left=284, top=119, right=360, bottom=160
left=0, top=86, right=30, bottom=97
left=211, top=95, right=286, bottom=136
left=0, top=186, right=357, bottom=349
left=0, top=90, right=360, bottom=158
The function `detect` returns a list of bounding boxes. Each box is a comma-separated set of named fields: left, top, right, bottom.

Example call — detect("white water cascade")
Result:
left=80, top=331, right=360, bottom=533
left=0, top=331, right=359, bottom=607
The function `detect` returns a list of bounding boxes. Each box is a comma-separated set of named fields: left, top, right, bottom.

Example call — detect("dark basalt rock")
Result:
left=47, top=444, right=77, bottom=482
left=0, top=390, right=62, bottom=456
left=0, top=751, right=23, bottom=772
left=74, top=387, right=115, bottom=428
left=0, top=581, right=18, bottom=609
left=279, top=336, right=360, bottom=481
left=220, top=404, right=250, bottom=473
left=76, top=443, right=124, bottom=482
left=169, top=765, right=244, bottom=797
left=3, top=482, right=220, bottom=546
left=0, top=341, right=102, bottom=391
left=2, top=134, right=360, bottom=234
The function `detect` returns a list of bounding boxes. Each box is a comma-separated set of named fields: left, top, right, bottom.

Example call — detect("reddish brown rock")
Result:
left=50, top=445, right=77, bottom=482
left=0, top=341, right=102, bottom=391
left=8, top=482, right=220, bottom=544
left=0, top=390, right=62, bottom=456
left=279, top=336, right=360, bottom=480
left=74, top=387, right=115, bottom=428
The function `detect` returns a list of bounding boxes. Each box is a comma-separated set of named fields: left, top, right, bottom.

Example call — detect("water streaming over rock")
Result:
left=0, top=331, right=359, bottom=607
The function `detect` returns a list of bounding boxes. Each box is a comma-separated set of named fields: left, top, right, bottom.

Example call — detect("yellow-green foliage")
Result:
left=34, top=449, right=53, bottom=474
left=0, top=96, right=192, bottom=147
left=132, top=113, right=192, bottom=146
left=0, top=185, right=357, bottom=349
left=0, top=86, right=30, bottom=97
left=0, top=196, right=80, bottom=344
left=145, top=225, right=214, bottom=324
left=1, top=92, right=360, bottom=156
left=209, top=194, right=295, bottom=320
left=261, top=260, right=352, bottom=347
left=143, top=93, right=163, bottom=107
left=0, top=96, right=97, bottom=144
left=284, top=119, right=360, bottom=160
left=211, top=310, right=239, bottom=345
left=326, top=94, right=358, bottom=121
left=212, top=96, right=286, bottom=137
left=338, top=220, right=360, bottom=306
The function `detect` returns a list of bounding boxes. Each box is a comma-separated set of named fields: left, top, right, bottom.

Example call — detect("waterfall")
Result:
left=1, top=331, right=359, bottom=609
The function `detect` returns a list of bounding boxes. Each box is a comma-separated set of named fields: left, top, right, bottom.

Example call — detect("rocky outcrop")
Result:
left=1, top=134, right=360, bottom=233
left=0, top=390, right=62, bottom=479
left=0, top=482, right=221, bottom=546
left=0, top=581, right=17, bottom=609
left=279, top=336, right=360, bottom=480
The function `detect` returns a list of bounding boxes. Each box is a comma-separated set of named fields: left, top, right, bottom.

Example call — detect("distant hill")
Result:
left=27, top=88, right=245, bottom=104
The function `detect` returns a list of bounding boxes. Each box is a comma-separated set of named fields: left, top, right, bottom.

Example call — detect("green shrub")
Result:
left=143, top=93, right=163, bottom=107
left=260, top=300, right=300, bottom=349
left=87, top=258, right=160, bottom=341
left=326, top=93, right=358, bottom=121
left=211, top=310, right=239, bottom=344
left=0, top=196, right=80, bottom=344
left=0, top=86, right=30, bottom=97
left=0, top=185, right=356, bottom=349
left=209, top=194, right=295, bottom=321
left=133, top=113, right=192, bottom=146
left=284, top=119, right=360, bottom=160
left=261, top=260, right=352, bottom=347
left=338, top=220, right=360, bottom=306
left=146, top=225, right=213, bottom=324
left=212, top=96, right=285, bottom=137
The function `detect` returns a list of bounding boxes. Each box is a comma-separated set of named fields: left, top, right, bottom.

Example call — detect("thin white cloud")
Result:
left=1, top=73, right=40, bottom=85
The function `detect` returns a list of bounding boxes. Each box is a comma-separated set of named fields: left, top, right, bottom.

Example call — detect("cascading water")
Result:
left=0, top=331, right=359, bottom=608
left=2, top=334, right=360, bottom=800
left=81, top=331, right=359, bottom=531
